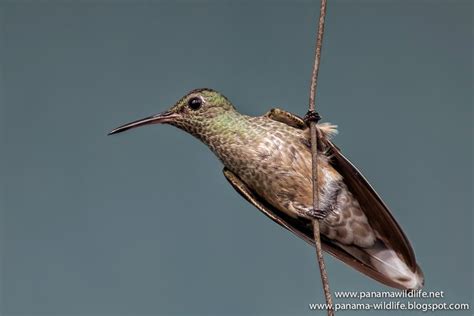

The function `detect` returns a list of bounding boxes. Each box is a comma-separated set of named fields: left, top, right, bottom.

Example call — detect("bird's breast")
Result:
left=217, top=126, right=315, bottom=218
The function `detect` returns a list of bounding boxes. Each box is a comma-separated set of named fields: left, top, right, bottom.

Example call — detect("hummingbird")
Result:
left=109, top=88, right=424, bottom=290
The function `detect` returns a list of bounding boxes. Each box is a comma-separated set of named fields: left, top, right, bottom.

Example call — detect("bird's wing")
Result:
left=223, top=167, right=418, bottom=289
left=260, top=108, right=423, bottom=289
left=321, top=137, right=417, bottom=267
left=319, top=137, right=424, bottom=288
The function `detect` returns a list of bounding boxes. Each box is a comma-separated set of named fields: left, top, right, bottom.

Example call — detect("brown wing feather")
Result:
left=320, top=137, right=417, bottom=270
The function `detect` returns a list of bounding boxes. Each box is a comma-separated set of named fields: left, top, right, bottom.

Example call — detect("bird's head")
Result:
left=108, top=88, right=236, bottom=137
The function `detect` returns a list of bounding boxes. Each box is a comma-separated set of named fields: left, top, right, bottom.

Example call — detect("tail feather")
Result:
left=337, top=239, right=424, bottom=290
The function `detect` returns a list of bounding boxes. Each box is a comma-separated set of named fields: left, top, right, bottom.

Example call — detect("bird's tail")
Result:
left=334, top=239, right=424, bottom=290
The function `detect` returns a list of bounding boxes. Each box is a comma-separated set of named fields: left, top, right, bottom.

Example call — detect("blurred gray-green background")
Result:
left=1, top=1, right=472, bottom=315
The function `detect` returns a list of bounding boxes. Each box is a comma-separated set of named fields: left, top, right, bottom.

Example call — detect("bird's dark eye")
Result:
left=188, top=97, right=202, bottom=110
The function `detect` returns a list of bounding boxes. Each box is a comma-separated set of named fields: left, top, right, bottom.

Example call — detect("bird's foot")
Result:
left=303, top=110, right=321, bottom=126
left=306, top=208, right=329, bottom=220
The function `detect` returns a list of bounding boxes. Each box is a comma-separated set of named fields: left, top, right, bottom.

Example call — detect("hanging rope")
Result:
left=306, top=0, right=334, bottom=315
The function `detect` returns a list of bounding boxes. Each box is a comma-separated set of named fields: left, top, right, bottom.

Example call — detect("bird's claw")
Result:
left=307, top=208, right=329, bottom=220
left=303, top=110, right=321, bottom=126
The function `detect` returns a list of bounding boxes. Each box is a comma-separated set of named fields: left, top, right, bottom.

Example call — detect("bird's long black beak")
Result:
left=108, top=111, right=179, bottom=135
